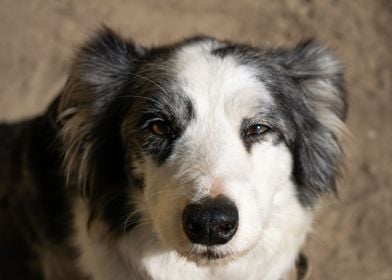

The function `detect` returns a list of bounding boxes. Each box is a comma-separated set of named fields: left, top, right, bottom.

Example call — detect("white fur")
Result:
left=73, top=41, right=313, bottom=280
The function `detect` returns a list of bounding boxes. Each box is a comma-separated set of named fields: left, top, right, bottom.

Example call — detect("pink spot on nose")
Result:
left=210, top=178, right=226, bottom=198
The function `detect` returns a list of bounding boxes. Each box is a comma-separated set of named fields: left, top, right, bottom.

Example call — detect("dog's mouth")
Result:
left=196, top=247, right=228, bottom=260
left=177, top=244, right=244, bottom=265
left=174, top=234, right=261, bottom=266
left=183, top=248, right=231, bottom=265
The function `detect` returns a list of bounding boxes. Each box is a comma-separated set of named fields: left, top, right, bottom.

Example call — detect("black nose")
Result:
left=182, top=196, right=238, bottom=246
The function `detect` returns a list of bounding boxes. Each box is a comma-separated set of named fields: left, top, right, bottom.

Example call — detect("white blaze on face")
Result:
left=141, top=41, right=297, bottom=258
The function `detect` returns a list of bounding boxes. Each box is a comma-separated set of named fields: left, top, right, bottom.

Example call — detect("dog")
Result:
left=0, top=27, right=347, bottom=280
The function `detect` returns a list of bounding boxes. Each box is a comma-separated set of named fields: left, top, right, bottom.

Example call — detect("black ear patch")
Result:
left=58, top=27, right=145, bottom=231
left=273, top=40, right=348, bottom=206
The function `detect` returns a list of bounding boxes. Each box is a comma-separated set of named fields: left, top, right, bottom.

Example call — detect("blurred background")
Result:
left=0, top=0, right=391, bottom=279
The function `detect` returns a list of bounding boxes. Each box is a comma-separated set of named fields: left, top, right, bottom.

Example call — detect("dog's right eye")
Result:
left=244, top=124, right=269, bottom=137
left=148, top=120, right=171, bottom=137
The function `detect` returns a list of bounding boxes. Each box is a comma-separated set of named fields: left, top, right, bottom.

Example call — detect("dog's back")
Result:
left=0, top=120, right=41, bottom=279
left=0, top=114, right=83, bottom=280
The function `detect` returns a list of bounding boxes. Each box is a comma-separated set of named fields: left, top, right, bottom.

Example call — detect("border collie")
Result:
left=0, top=28, right=347, bottom=280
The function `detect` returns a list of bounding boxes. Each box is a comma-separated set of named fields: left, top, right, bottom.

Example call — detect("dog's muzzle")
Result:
left=182, top=195, right=238, bottom=246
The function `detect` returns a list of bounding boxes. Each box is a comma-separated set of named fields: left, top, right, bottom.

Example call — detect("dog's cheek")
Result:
left=142, top=160, right=186, bottom=248
left=224, top=180, right=263, bottom=252
left=141, top=159, right=164, bottom=225
left=237, top=142, right=293, bottom=239
left=252, top=141, right=293, bottom=191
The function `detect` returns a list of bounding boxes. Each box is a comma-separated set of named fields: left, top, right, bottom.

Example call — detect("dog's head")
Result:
left=58, top=28, right=347, bottom=264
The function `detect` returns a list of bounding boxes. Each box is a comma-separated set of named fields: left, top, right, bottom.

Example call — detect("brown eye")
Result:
left=150, top=120, right=170, bottom=136
left=245, top=124, right=269, bottom=137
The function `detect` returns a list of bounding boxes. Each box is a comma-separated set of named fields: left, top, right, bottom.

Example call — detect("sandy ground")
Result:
left=0, top=0, right=391, bottom=279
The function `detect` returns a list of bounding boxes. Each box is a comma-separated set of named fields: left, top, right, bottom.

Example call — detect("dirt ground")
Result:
left=0, top=0, right=391, bottom=279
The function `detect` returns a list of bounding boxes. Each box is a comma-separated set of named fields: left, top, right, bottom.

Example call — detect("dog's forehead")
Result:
left=171, top=41, right=272, bottom=118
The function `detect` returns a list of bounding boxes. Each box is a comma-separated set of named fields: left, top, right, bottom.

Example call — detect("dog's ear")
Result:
left=274, top=40, right=348, bottom=205
left=58, top=27, right=145, bottom=199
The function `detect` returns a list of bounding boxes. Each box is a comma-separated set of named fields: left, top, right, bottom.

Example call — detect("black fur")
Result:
left=0, top=113, right=79, bottom=279
left=58, top=28, right=144, bottom=232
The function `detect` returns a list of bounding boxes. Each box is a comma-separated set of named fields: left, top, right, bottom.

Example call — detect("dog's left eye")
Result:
left=244, top=124, right=269, bottom=137
left=149, top=120, right=171, bottom=137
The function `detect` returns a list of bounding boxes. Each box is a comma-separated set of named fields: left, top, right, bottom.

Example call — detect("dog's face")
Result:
left=123, top=42, right=296, bottom=262
left=59, top=29, right=347, bottom=264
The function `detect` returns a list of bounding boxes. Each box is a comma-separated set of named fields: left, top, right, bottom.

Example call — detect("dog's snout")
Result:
left=182, top=196, right=238, bottom=246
